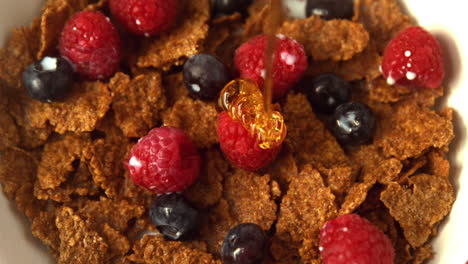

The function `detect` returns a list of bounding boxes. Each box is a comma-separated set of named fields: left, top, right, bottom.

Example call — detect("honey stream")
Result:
left=263, top=0, right=284, bottom=113
left=218, top=0, right=287, bottom=149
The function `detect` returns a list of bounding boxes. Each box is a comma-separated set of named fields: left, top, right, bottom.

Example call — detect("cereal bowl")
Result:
left=1, top=0, right=467, bottom=263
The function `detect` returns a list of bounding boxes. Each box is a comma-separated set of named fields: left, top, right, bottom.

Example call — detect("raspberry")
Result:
left=216, top=112, right=281, bottom=171
left=234, top=34, right=308, bottom=99
left=109, top=0, right=179, bottom=36
left=125, top=127, right=201, bottom=194
left=320, top=214, right=395, bottom=264
left=381, top=26, right=444, bottom=89
left=59, top=11, right=121, bottom=80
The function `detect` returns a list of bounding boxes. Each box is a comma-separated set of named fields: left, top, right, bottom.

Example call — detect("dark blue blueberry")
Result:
left=304, top=73, right=351, bottom=114
left=221, top=223, right=268, bottom=264
left=306, top=0, right=354, bottom=20
left=149, top=194, right=199, bottom=241
left=211, top=0, right=253, bottom=16
left=183, top=53, right=231, bottom=100
left=22, top=56, right=74, bottom=102
left=331, top=102, right=376, bottom=145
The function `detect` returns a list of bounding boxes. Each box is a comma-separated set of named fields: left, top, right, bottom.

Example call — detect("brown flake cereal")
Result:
left=25, top=80, right=112, bottom=134
left=412, top=244, right=434, bottom=264
left=199, top=199, right=238, bottom=255
left=0, top=96, right=20, bottom=149
left=137, top=0, right=210, bottom=70
left=265, top=147, right=298, bottom=190
left=7, top=95, right=53, bottom=149
left=44, top=0, right=98, bottom=11
left=375, top=101, right=454, bottom=160
left=407, top=86, right=445, bottom=108
left=117, top=172, right=154, bottom=208
left=223, top=169, right=277, bottom=230
left=184, top=149, right=228, bottom=209
left=163, top=73, right=189, bottom=106
left=339, top=180, right=376, bottom=215
left=270, top=180, right=282, bottom=199
left=35, top=160, right=99, bottom=202
left=38, top=0, right=74, bottom=59
left=349, top=145, right=403, bottom=184
left=125, top=217, right=158, bottom=243
left=309, top=40, right=382, bottom=81
left=55, top=207, right=108, bottom=264
left=279, top=16, right=369, bottom=61
left=273, top=165, right=338, bottom=262
left=359, top=0, right=414, bottom=52
left=31, top=210, right=61, bottom=257
left=283, top=93, right=349, bottom=169
left=163, top=96, right=219, bottom=148
left=109, top=72, right=167, bottom=138
left=336, top=41, right=382, bottom=81
left=76, top=197, right=145, bottom=234
left=111, top=257, right=132, bottom=264
left=318, top=165, right=356, bottom=198
left=84, top=0, right=109, bottom=11
left=394, top=236, right=413, bottom=264
left=204, top=13, right=242, bottom=54
left=204, top=14, right=244, bottom=68
left=367, top=77, right=445, bottom=107
left=380, top=174, right=455, bottom=247
left=34, top=134, right=99, bottom=202
left=0, top=19, right=40, bottom=91
left=101, top=224, right=131, bottom=259
left=367, top=77, right=412, bottom=103
left=362, top=206, right=399, bottom=245
left=398, top=155, right=428, bottom=183
left=248, top=0, right=268, bottom=15
left=130, top=235, right=220, bottom=264
left=35, top=133, right=90, bottom=190
left=196, top=166, right=280, bottom=256
left=242, top=4, right=270, bottom=40
left=427, top=149, right=450, bottom=178
left=311, top=19, right=369, bottom=60
left=0, top=148, right=42, bottom=220
left=82, top=133, right=131, bottom=198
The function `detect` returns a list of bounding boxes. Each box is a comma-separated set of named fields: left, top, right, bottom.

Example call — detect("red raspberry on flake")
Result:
left=125, top=127, right=201, bottom=194
left=217, top=111, right=281, bottom=171
left=234, top=34, right=308, bottom=99
left=59, top=11, right=121, bottom=80
left=109, top=0, right=179, bottom=36
left=320, top=214, right=395, bottom=264
left=381, top=26, right=445, bottom=89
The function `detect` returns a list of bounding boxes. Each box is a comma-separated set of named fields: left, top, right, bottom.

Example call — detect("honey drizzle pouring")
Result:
left=264, top=0, right=284, bottom=113
left=219, top=0, right=287, bottom=150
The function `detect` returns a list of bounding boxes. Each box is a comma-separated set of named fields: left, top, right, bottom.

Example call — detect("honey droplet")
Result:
left=219, top=79, right=287, bottom=149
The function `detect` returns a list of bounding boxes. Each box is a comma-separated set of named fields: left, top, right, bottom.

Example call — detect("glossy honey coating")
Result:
left=219, top=79, right=287, bottom=149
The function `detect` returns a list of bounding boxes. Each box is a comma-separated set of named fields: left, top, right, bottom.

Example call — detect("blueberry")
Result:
left=22, top=56, right=74, bottom=102
left=306, top=0, right=354, bottom=20
left=149, top=194, right=199, bottom=241
left=221, top=223, right=268, bottom=264
left=183, top=53, right=231, bottom=100
left=331, top=102, right=376, bottom=145
left=304, top=73, right=351, bottom=114
left=211, top=0, right=253, bottom=16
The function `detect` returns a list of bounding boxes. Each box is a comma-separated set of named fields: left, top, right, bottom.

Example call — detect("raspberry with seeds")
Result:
left=59, top=11, right=121, bottom=80
left=125, top=127, right=201, bottom=194
left=234, top=34, right=308, bottom=99
left=381, top=26, right=444, bottom=89
left=320, top=214, right=395, bottom=264
left=217, top=112, right=281, bottom=171
left=110, top=0, right=179, bottom=36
